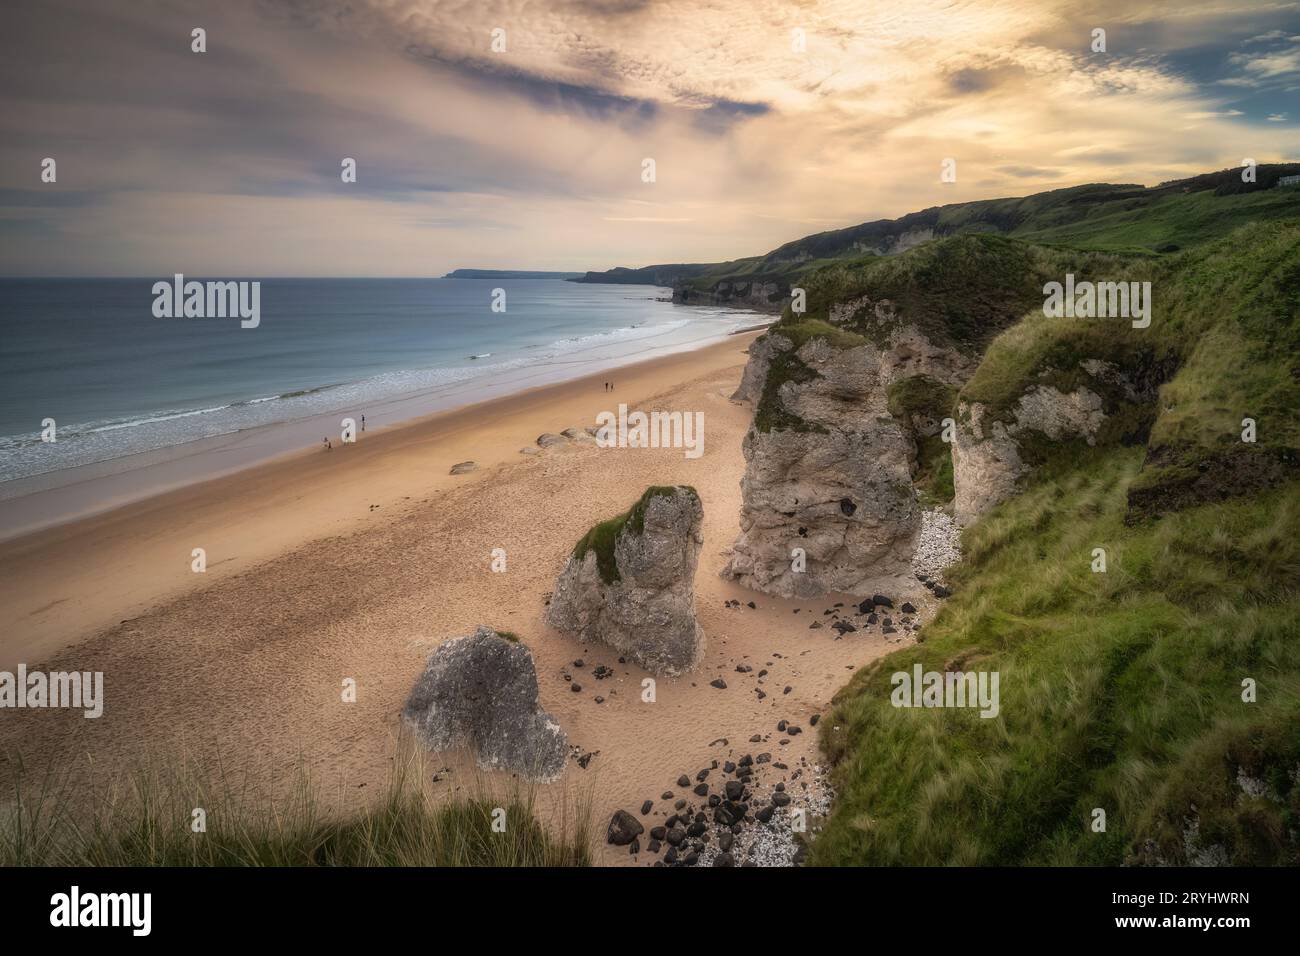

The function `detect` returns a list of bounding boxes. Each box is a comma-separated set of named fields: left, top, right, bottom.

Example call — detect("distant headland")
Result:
left=442, top=269, right=584, bottom=279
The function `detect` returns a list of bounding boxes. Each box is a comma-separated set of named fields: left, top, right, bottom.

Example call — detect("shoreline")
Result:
left=0, top=323, right=767, bottom=543
left=0, top=332, right=762, bottom=669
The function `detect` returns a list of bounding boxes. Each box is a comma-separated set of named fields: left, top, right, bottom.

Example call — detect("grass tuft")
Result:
left=0, top=740, right=592, bottom=867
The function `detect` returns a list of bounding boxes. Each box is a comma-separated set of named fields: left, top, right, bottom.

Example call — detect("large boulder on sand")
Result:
left=545, top=486, right=705, bottom=677
left=402, top=626, right=567, bottom=780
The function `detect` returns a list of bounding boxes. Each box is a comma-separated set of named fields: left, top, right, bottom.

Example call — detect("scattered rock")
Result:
left=448, top=461, right=478, bottom=475
left=607, top=809, right=645, bottom=846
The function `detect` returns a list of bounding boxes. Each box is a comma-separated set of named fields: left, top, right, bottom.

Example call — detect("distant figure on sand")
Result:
left=361, top=414, right=366, bottom=432
left=323, top=437, right=332, bottom=451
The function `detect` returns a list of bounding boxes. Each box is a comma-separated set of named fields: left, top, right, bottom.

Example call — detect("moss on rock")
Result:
left=571, top=486, right=699, bottom=584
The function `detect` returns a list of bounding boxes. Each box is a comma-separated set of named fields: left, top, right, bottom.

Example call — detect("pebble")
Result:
left=912, top=509, right=961, bottom=584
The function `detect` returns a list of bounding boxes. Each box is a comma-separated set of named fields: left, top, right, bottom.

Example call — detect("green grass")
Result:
left=913, top=433, right=955, bottom=506
left=1013, top=186, right=1300, bottom=253
left=0, top=744, right=592, bottom=867
left=886, top=376, right=958, bottom=504
left=571, top=485, right=697, bottom=583
left=584, top=165, right=1300, bottom=305
left=812, top=448, right=1300, bottom=866
left=954, top=220, right=1299, bottom=487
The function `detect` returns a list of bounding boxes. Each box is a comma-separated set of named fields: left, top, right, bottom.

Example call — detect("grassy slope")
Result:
left=813, top=448, right=1299, bottom=865
left=812, top=220, right=1300, bottom=866
left=584, top=166, right=1300, bottom=296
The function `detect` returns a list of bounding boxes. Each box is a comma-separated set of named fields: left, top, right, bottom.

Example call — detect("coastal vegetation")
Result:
left=796, top=199, right=1300, bottom=866
left=0, top=746, right=592, bottom=867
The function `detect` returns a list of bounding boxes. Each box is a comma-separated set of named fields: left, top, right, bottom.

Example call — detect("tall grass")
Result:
left=812, top=448, right=1300, bottom=866
left=0, top=741, right=592, bottom=867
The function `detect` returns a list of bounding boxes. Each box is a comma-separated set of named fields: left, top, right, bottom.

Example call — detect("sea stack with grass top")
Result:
left=402, top=626, right=568, bottom=780
left=545, top=486, right=705, bottom=676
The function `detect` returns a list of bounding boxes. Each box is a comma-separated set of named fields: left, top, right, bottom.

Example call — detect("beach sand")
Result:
left=0, top=332, right=932, bottom=865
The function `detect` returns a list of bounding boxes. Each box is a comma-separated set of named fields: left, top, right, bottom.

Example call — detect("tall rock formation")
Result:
left=723, top=321, right=970, bottom=597
left=545, top=486, right=705, bottom=676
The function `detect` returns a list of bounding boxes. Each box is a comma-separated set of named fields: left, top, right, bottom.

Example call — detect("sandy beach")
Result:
left=0, top=332, right=932, bottom=865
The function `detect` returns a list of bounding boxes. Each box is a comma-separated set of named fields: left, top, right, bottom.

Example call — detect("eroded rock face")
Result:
left=545, top=486, right=705, bottom=676
left=953, top=384, right=1107, bottom=524
left=724, top=330, right=968, bottom=597
left=674, top=280, right=785, bottom=310
left=952, top=401, right=1026, bottom=525
left=402, top=626, right=567, bottom=780
left=731, top=333, right=789, bottom=403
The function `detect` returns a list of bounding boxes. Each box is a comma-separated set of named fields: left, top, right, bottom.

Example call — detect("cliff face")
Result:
left=725, top=213, right=1300, bottom=598
left=721, top=234, right=1057, bottom=598
left=951, top=386, right=1110, bottom=523
left=673, top=278, right=786, bottom=311
left=730, top=333, right=785, bottom=403
left=723, top=325, right=971, bottom=597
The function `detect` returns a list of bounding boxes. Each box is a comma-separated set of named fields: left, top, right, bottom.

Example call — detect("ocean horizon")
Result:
left=0, top=277, right=765, bottom=486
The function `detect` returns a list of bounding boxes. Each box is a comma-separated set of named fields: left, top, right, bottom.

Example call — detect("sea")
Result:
left=0, top=277, right=764, bottom=486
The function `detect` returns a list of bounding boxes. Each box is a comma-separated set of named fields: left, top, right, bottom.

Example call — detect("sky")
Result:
left=1, top=0, right=1298, bottom=276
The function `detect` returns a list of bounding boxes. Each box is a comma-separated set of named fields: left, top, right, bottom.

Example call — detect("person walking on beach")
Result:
left=361, top=414, right=366, bottom=432
left=323, top=437, right=332, bottom=451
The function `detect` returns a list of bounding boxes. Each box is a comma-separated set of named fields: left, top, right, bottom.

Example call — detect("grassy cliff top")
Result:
left=955, top=219, right=1300, bottom=510
left=577, top=164, right=1300, bottom=297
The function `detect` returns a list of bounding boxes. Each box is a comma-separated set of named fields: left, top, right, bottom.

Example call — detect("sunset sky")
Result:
left=3, top=0, right=1299, bottom=276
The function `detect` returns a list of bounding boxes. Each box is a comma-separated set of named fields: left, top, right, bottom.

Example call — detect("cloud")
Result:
left=2, top=0, right=1299, bottom=275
